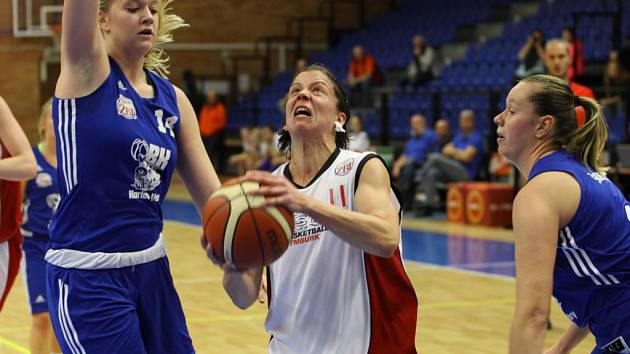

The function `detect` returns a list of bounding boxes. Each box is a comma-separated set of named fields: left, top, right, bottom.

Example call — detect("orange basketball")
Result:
left=202, top=180, right=294, bottom=270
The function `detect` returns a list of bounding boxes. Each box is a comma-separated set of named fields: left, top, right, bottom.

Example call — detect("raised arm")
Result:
left=0, top=97, right=36, bottom=181
left=56, top=0, right=109, bottom=98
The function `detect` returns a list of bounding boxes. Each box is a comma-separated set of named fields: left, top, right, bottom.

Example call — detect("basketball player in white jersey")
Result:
left=0, top=96, right=37, bottom=312
left=205, top=64, right=418, bottom=354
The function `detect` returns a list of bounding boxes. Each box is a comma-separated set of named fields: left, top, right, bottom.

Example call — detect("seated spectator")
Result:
left=434, top=118, right=452, bottom=150
left=401, top=35, right=437, bottom=88
left=515, top=29, right=546, bottom=79
left=348, top=114, right=370, bottom=152
left=415, top=109, right=484, bottom=215
left=257, top=125, right=285, bottom=171
left=347, top=45, right=382, bottom=106
left=228, top=126, right=258, bottom=175
left=199, top=90, right=227, bottom=172
left=391, top=113, right=438, bottom=210
left=562, top=27, right=584, bottom=80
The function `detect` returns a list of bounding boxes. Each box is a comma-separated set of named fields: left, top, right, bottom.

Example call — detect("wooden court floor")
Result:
left=0, top=199, right=597, bottom=353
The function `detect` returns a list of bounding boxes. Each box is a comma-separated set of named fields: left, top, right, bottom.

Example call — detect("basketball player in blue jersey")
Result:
left=21, top=98, right=62, bottom=354
left=48, top=1, right=221, bottom=353
left=204, top=64, right=418, bottom=354
left=495, top=75, right=630, bottom=353
left=0, top=96, right=37, bottom=312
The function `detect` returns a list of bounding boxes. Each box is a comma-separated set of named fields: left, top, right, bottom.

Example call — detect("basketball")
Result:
left=203, top=180, right=294, bottom=270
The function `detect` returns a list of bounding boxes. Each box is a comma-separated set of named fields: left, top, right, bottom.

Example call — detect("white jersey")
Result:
left=266, top=149, right=417, bottom=354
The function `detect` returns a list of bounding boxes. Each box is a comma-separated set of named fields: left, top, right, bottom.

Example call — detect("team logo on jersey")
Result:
left=46, top=193, right=61, bottom=213
left=129, top=139, right=171, bottom=201
left=588, top=171, right=608, bottom=184
left=117, top=94, right=137, bottom=120
left=334, top=158, right=354, bottom=176
left=35, top=172, right=53, bottom=188
left=291, top=212, right=327, bottom=246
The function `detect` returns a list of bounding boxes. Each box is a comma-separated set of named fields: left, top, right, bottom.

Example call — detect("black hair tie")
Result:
left=573, top=95, right=580, bottom=107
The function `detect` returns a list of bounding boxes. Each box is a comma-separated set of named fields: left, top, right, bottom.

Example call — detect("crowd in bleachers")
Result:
left=197, top=0, right=630, bottom=208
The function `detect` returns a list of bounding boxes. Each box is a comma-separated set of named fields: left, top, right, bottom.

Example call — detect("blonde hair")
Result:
left=522, top=75, right=608, bottom=175
left=99, top=0, right=188, bottom=77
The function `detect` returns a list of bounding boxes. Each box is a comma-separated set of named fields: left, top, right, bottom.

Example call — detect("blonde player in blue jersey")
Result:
left=495, top=74, right=630, bottom=353
left=20, top=98, right=62, bottom=354
left=204, top=64, right=418, bottom=354
left=48, top=1, right=221, bottom=353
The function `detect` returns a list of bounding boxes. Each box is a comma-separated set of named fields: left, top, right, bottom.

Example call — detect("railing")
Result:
left=12, top=0, right=61, bottom=37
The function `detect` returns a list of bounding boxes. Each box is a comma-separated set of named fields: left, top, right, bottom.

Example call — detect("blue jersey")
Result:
left=50, top=57, right=180, bottom=253
left=529, top=150, right=630, bottom=347
left=402, top=130, right=438, bottom=163
left=452, top=130, right=484, bottom=178
left=21, top=146, right=60, bottom=237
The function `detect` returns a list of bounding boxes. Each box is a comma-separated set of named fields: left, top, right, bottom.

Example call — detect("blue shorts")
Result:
left=21, top=233, right=49, bottom=314
left=46, top=256, right=195, bottom=354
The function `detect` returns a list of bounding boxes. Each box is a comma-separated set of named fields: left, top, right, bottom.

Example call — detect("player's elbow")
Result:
left=375, top=232, right=399, bottom=258
left=228, top=291, right=257, bottom=310
left=517, top=306, right=549, bottom=334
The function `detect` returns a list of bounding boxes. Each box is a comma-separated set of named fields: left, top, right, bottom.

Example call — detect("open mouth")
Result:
left=294, top=106, right=312, bottom=118
left=138, top=29, right=154, bottom=36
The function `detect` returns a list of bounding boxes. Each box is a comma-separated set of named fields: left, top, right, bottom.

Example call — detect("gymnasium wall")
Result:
left=0, top=0, right=390, bottom=141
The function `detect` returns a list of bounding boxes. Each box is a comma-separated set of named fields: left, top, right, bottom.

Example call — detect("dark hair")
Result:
left=521, top=75, right=608, bottom=174
left=277, top=63, right=351, bottom=156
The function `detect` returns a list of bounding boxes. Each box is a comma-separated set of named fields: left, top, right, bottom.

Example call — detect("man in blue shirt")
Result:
left=391, top=113, right=438, bottom=210
left=415, top=109, right=484, bottom=215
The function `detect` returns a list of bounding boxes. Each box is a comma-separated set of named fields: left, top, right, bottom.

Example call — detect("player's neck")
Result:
left=109, top=51, right=148, bottom=88
left=289, top=141, right=336, bottom=185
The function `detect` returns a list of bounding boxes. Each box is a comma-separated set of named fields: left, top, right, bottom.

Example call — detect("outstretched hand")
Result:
left=239, top=170, right=310, bottom=213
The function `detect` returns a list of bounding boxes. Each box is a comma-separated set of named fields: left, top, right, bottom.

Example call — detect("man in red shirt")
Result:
left=0, top=96, right=37, bottom=311
left=198, top=90, right=227, bottom=172
left=347, top=45, right=381, bottom=107
left=545, top=39, right=595, bottom=127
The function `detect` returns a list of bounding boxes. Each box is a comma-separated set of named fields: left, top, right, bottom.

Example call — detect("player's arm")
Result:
left=200, top=235, right=263, bottom=309
left=0, top=97, right=36, bottom=181
left=509, top=173, right=578, bottom=354
left=56, top=0, right=109, bottom=98
left=246, top=157, right=400, bottom=258
left=174, top=86, right=221, bottom=214
left=544, top=323, right=590, bottom=354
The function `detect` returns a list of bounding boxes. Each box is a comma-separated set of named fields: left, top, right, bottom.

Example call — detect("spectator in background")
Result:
left=434, top=118, right=452, bottom=150
left=348, top=114, right=370, bottom=152
left=562, top=27, right=584, bottom=80
left=199, top=90, right=227, bottom=172
left=603, top=49, right=630, bottom=99
left=401, top=35, right=437, bottom=88
left=347, top=45, right=381, bottom=106
left=515, top=28, right=546, bottom=79
left=392, top=113, right=438, bottom=210
left=545, top=38, right=595, bottom=128
left=228, top=126, right=258, bottom=176
left=415, top=109, right=484, bottom=215
left=257, top=125, right=285, bottom=171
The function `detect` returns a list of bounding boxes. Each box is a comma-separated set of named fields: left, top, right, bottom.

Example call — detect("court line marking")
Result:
left=0, top=336, right=29, bottom=353
left=406, top=261, right=515, bottom=281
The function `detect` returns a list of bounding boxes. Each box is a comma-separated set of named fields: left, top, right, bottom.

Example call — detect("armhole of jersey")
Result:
left=265, top=266, right=272, bottom=310
left=354, top=153, right=403, bottom=222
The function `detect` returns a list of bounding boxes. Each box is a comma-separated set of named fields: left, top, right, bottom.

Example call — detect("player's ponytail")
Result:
left=565, top=96, right=608, bottom=175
